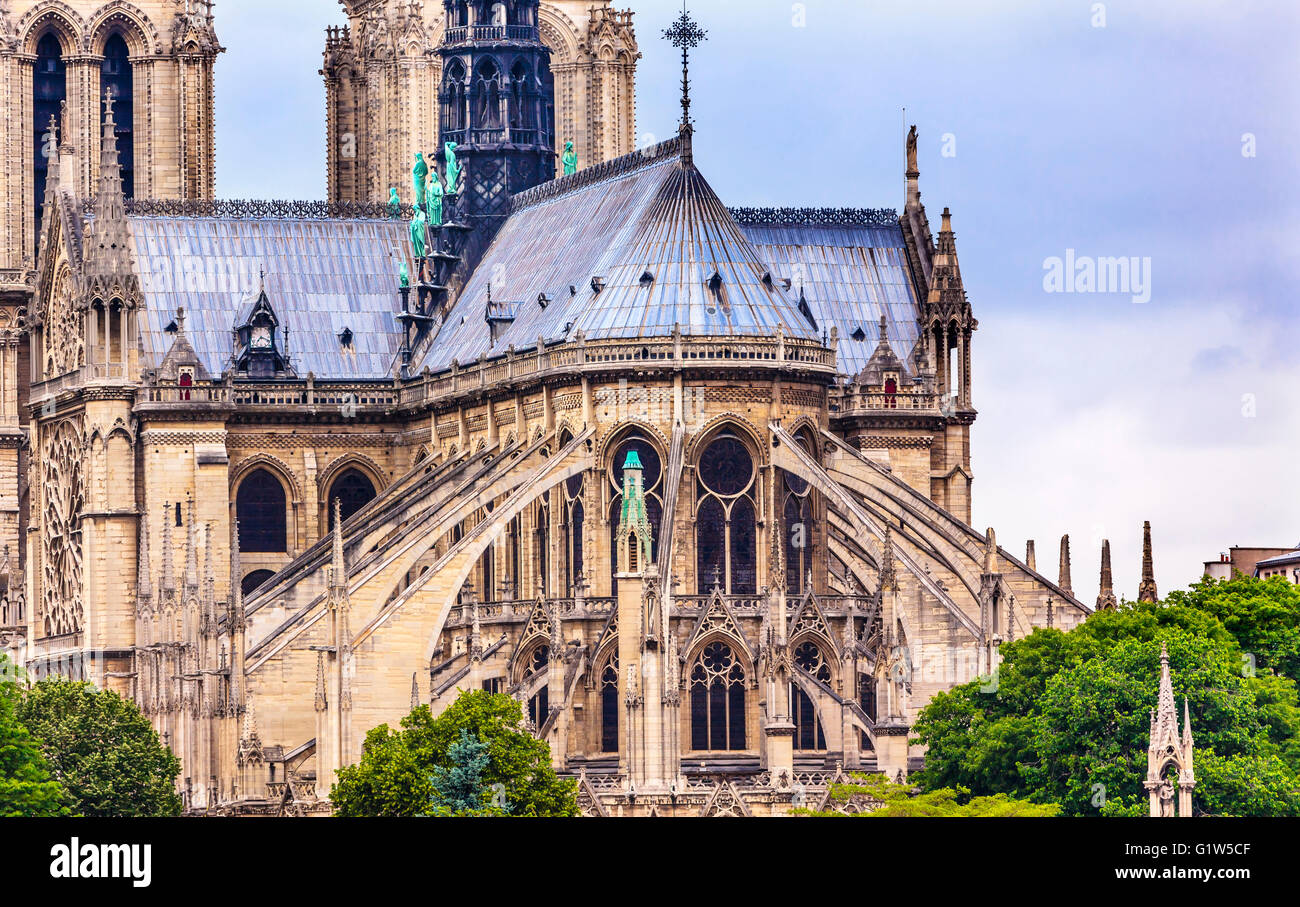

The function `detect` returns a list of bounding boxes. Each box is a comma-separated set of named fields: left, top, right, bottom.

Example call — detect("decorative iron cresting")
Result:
left=729, top=207, right=899, bottom=228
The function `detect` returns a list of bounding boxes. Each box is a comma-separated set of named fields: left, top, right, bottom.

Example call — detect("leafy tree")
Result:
left=911, top=587, right=1300, bottom=817
left=16, top=677, right=181, bottom=817
left=427, top=728, right=498, bottom=816
left=796, top=774, right=1057, bottom=817
left=1165, top=575, right=1300, bottom=680
left=332, top=689, right=577, bottom=817
left=0, top=655, right=68, bottom=817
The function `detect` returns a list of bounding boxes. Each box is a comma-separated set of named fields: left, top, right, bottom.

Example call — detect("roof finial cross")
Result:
left=663, top=3, right=707, bottom=132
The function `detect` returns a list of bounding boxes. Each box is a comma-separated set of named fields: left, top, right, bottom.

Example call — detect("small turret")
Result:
left=1097, top=539, right=1118, bottom=610
left=1138, top=521, right=1159, bottom=603
left=1058, top=534, right=1073, bottom=599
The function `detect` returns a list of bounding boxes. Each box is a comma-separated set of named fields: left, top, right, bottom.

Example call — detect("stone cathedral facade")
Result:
left=323, top=0, right=638, bottom=206
left=0, top=1, right=1101, bottom=817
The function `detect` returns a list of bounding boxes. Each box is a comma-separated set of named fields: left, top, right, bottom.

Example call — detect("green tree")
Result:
left=16, top=677, right=181, bottom=817
left=427, top=728, right=497, bottom=816
left=797, top=774, right=1057, bottom=817
left=0, top=655, right=68, bottom=816
left=332, top=689, right=577, bottom=817
left=1165, top=575, right=1300, bottom=680
left=911, top=589, right=1300, bottom=816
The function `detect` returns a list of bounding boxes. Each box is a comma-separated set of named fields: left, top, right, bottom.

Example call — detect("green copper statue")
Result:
left=412, top=153, right=429, bottom=208
left=444, top=142, right=461, bottom=195
left=399, top=261, right=410, bottom=288
left=387, top=187, right=401, bottom=219
left=563, top=141, right=578, bottom=176
left=427, top=171, right=444, bottom=227
left=409, top=206, right=427, bottom=259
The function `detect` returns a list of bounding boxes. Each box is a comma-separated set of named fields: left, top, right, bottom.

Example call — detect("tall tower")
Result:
left=323, top=1, right=638, bottom=205
left=436, top=0, right=555, bottom=225
left=0, top=0, right=223, bottom=295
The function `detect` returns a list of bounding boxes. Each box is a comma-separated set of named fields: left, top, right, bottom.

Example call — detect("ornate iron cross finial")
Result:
left=663, top=3, right=707, bottom=129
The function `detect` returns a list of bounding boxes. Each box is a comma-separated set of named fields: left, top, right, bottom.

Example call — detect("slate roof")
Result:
left=127, top=216, right=410, bottom=379
left=735, top=218, right=921, bottom=377
left=415, top=137, right=821, bottom=371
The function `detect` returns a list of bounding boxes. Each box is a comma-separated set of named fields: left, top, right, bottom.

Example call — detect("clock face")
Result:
left=251, top=325, right=272, bottom=349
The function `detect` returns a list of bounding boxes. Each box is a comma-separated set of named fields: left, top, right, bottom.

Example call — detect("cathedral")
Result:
left=0, top=0, right=1101, bottom=817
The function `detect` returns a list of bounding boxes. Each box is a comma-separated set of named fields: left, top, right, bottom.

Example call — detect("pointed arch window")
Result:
left=327, top=468, right=376, bottom=529
left=34, top=32, right=66, bottom=248
left=791, top=641, right=829, bottom=750
left=600, top=654, right=619, bottom=753
left=608, top=436, right=662, bottom=594
left=525, top=643, right=549, bottom=727
left=443, top=59, right=467, bottom=133
left=237, top=469, right=287, bottom=553
left=781, top=431, right=816, bottom=595
left=562, top=470, right=585, bottom=596
left=695, top=433, right=757, bottom=594
left=473, top=60, right=502, bottom=131
left=690, top=642, right=746, bottom=751
left=102, top=33, right=134, bottom=199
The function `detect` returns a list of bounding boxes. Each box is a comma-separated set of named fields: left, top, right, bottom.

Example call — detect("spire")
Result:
left=160, top=502, right=176, bottom=594
left=184, top=497, right=199, bottom=594
left=983, top=527, right=999, bottom=575
left=905, top=124, right=920, bottom=209
left=1138, top=520, right=1158, bottom=603
left=1025, top=539, right=1036, bottom=572
left=1097, top=539, right=1118, bottom=610
left=879, top=525, right=899, bottom=594
left=314, top=651, right=328, bottom=712
left=41, top=113, right=60, bottom=205
left=240, top=693, right=260, bottom=748
left=229, top=518, right=245, bottom=629
left=663, top=3, right=707, bottom=166
left=136, top=507, right=152, bottom=607
left=1057, top=534, right=1072, bottom=598
left=410, top=672, right=420, bottom=711
left=330, top=496, right=345, bottom=591
left=1155, top=642, right=1178, bottom=743
left=88, top=89, right=133, bottom=277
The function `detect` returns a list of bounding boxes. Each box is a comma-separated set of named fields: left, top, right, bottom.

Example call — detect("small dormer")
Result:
left=233, top=279, right=292, bottom=378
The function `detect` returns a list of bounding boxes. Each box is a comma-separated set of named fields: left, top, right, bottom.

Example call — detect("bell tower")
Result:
left=436, top=0, right=556, bottom=228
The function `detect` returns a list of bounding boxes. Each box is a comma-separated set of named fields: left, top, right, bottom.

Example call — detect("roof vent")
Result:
left=639, top=271, right=655, bottom=286
left=851, top=326, right=866, bottom=342
left=569, top=285, right=578, bottom=297
left=761, top=270, right=774, bottom=287
left=591, top=276, right=606, bottom=294
left=338, top=326, right=354, bottom=347
left=707, top=271, right=723, bottom=294
left=537, top=293, right=552, bottom=309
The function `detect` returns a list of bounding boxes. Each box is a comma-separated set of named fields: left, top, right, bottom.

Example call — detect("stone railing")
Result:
left=443, top=596, right=616, bottom=628
left=830, top=385, right=940, bottom=414
left=399, top=333, right=837, bottom=409
left=229, top=381, right=400, bottom=410
left=137, top=384, right=231, bottom=405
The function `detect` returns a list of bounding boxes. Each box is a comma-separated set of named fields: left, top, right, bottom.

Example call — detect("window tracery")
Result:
left=695, top=433, right=757, bottom=594
left=41, top=419, right=85, bottom=636
left=689, top=641, right=746, bottom=750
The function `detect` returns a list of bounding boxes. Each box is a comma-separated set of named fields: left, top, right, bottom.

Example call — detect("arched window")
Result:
left=695, top=433, right=757, bottom=594
left=608, top=435, right=662, bottom=594
left=327, top=467, right=376, bottom=529
left=178, top=370, right=193, bottom=401
left=600, top=654, right=619, bottom=753
left=562, top=471, right=584, bottom=595
left=509, top=60, right=532, bottom=133
left=101, top=33, right=134, bottom=199
left=34, top=32, right=66, bottom=248
left=690, top=642, right=746, bottom=750
left=241, top=568, right=276, bottom=598
left=236, top=469, right=287, bottom=553
left=473, top=60, right=501, bottom=130
left=781, top=433, right=816, bottom=595
left=533, top=496, right=549, bottom=596
left=791, top=641, right=829, bottom=750
left=525, top=644, right=549, bottom=727
left=443, top=59, right=467, bottom=133
left=507, top=513, right=521, bottom=599
left=451, top=1, right=469, bottom=27
left=884, top=376, right=898, bottom=409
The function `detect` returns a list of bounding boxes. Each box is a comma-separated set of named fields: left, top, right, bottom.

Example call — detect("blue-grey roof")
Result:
left=737, top=219, right=921, bottom=377
left=414, top=138, right=819, bottom=371
left=128, top=216, right=410, bottom=379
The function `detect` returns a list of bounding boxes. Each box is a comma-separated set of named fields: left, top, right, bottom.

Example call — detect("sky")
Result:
left=213, top=0, right=1300, bottom=606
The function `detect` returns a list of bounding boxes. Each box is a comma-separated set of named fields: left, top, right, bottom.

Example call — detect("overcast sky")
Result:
left=213, top=0, right=1300, bottom=605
